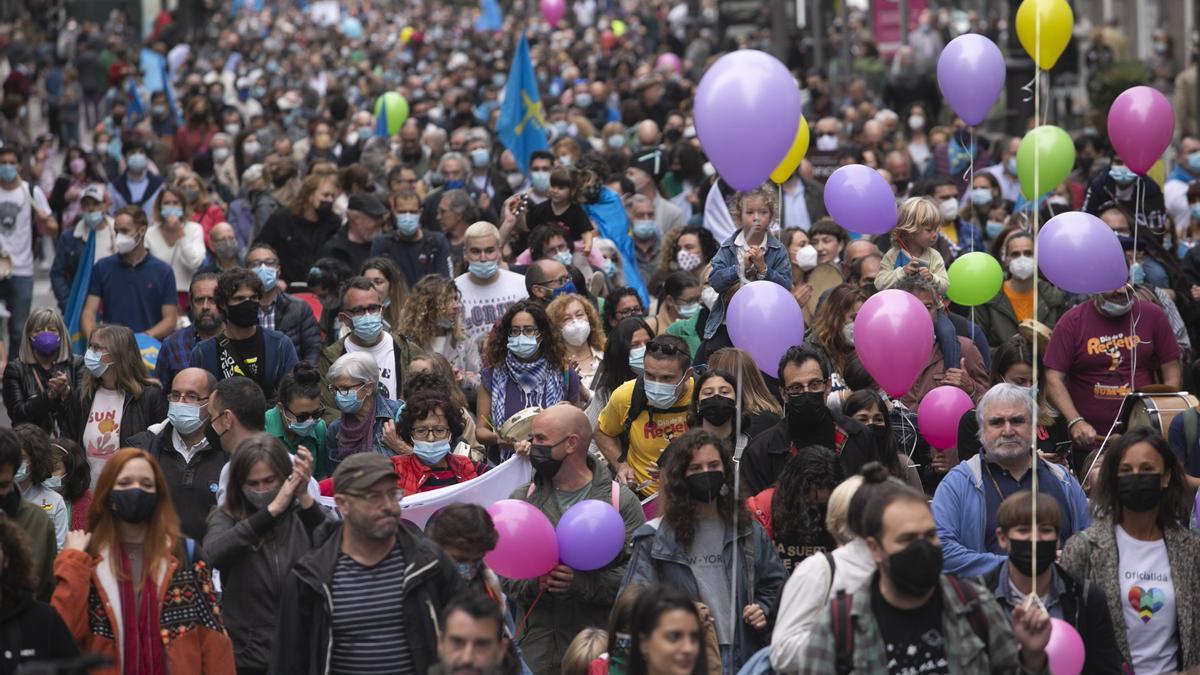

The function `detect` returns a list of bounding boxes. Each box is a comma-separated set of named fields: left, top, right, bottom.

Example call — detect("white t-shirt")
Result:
left=345, top=336, right=398, bottom=400
left=1116, top=524, right=1179, bottom=674
left=84, top=387, right=125, bottom=485
left=145, top=221, right=207, bottom=292
left=21, top=482, right=68, bottom=550
left=455, top=269, right=529, bottom=344
left=0, top=181, right=50, bottom=276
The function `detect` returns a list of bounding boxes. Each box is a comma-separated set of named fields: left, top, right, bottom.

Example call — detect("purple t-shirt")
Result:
left=481, top=365, right=582, bottom=427
left=1043, top=299, right=1181, bottom=430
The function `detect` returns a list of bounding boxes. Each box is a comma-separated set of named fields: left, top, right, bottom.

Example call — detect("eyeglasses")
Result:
left=535, top=275, right=570, bottom=289
left=508, top=326, right=541, bottom=338
left=329, top=382, right=367, bottom=397
left=168, top=392, right=209, bottom=404
left=285, top=406, right=325, bottom=423
left=645, top=341, right=686, bottom=357
left=411, top=426, right=450, bottom=440
left=250, top=258, right=280, bottom=268
left=986, top=415, right=1028, bottom=428
left=345, top=488, right=400, bottom=506
left=615, top=307, right=643, bottom=319
left=343, top=303, right=383, bottom=317
left=783, top=380, right=828, bottom=395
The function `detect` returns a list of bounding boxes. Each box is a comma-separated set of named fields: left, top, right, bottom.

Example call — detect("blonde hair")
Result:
left=81, top=324, right=158, bottom=400
left=732, top=183, right=777, bottom=224
left=463, top=220, right=501, bottom=244
left=18, top=307, right=72, bottom=365
left=826, top=475, right=865, bottom=545
left=891, top=197, right=941, bottom=247
left=706, top=348, right=784, bottom=416
left=562, top=627, right=608, bottom=675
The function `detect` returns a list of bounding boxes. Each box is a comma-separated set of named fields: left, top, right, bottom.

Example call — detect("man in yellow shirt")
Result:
left=596, top=335, right=693, bottom=496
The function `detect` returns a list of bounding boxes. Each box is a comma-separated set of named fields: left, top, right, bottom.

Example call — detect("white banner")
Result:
left=317, top=455, right=533, bottom=529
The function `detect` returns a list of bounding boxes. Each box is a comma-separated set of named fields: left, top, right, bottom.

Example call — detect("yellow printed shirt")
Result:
left=597, top=378, right=694, bottom=494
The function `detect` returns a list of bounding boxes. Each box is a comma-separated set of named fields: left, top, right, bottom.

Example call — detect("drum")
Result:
left=804, top=263, right=846, bottom=317
left=1121, top=393, right=1200, bottom=442
left=496, top=406, right=541, bottom=443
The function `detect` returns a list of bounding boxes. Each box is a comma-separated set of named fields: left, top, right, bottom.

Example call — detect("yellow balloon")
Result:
left=400, top=26, right=414, bottom=43
left=1148, top=159, right=1165, bottom=187
left=1016, top=0, right=1074, bottom=70
left=770, top=115, right=810, bottom=184
left=611, top=20, right=628, bottom=37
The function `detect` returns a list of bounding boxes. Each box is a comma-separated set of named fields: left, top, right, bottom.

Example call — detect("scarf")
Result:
left=490, top=353, right=564, bottom=428
left=336, top=394, right=379, bottom=460
left=117, top=544, right=165, bottom=675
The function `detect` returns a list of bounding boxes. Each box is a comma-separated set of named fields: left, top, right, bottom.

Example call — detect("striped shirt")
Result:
left=329, top=546, right=415, bottom=675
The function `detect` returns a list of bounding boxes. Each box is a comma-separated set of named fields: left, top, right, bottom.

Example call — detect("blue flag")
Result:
left=126, top=79, right=145, bottom=120
left=161, top=61, right=182, bottom=126
left=139, top=48, right=166, bottom=92
left=584, top=187, right=650, bottom=308
left=475, top=0, right=503, bottom=32
left=496, top=34, right=548, bottom=174
left=65, top=230, right=96, bottom=354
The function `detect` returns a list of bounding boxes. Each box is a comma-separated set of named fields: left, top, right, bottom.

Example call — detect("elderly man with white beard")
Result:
left=931, top=383, right=1091, bottom=576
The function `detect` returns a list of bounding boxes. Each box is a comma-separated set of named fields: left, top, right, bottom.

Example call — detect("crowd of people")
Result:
left=1, top=0, right=1200, bottom=674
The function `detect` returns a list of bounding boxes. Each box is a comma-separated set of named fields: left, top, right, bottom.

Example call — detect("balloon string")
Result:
left=517, top=587, right=547, bottom=637
left=967, top=128, right=976, bottom=338
left=730, top=357, right=745, bottom=656
left=1130, top=179, right=1141, bottom=390
left=1030, top=2, right=1042, bottom=596
left=1021, top=75, right=1035, bottom=103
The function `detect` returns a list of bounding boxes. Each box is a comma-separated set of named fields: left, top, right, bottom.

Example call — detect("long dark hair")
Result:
left=219, top=434, right=293, bottom=522
left=627, top=584, right=708, bottom=675
left=593, top=316, right=654, bottom=396
left=602, top=287, right=645, bottom=332
left=770, top=445, right=843, bottom=544
left=659, top=429, right=748, bottom=550
left=482, top=301, right=566, bottom=370
left=842, top=390, right=904, bottom=478
left=686, top=368, right=747, bottom=432
left=1091, top=428, right=1189, bottom=529
left=51, top=437, right=91, bottom=503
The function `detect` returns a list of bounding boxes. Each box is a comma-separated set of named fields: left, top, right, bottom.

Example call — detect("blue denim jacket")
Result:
left=703, top=231, right=793, bottom=340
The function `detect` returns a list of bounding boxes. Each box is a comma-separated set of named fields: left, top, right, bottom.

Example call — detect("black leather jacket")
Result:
left=2, top=356, right=84, bottom=434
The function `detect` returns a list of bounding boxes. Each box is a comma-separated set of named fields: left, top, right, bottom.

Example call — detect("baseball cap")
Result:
left=81, top=184, right=106, bottom=204
left=333, top=453, right=398, bottom=495
left=347, top=192, right=388, bottom=219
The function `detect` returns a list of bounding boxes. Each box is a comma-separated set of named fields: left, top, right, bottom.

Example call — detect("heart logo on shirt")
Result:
left=1128, top=586, right=1165, bottom=623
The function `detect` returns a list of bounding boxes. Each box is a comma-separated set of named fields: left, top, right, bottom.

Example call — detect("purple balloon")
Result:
left=694, top=50, right=800, bottom=191
left=823, top=164, right=898, bottom=235
left=854, top=290, right=934, bottom=398
left=1037, top=211, right=1128, bottom=294
left=937, top=34, right=1006, bottom=126
left=1108, top=86, right=1175, bottom=175
left=556, top=500, right=626, bottom=571
left=727, top=281, right=805, bottom=374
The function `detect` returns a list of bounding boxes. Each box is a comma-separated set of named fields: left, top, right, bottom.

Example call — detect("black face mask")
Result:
left=685, top=470, right=725, bottom=503
left=786, top=392, right=835, bottom=447
left=317, top=201, right=335, bottom=218
left=1007, top=538, right=1056, bottom=577
left=1117, top=473, right=1165, bottom=513
left=0, top=486, right=20, bottom=518
left=698, top=395, right=737, bottom=427
left=225, top=300, right=260, bottom=329
left=529, top=443, right=565, bottom=481
left=868, top=423, right=892, bottom=452
left=884, top=538, right=943, bottom=597
left=109, top=488, right=159, bottom=524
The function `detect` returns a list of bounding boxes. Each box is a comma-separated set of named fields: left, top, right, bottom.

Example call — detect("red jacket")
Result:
left=392, top=453, right=478, bottom=493
left=169, top=125, right=216, bottom=163
left=747, top=488, right=776, bottom=539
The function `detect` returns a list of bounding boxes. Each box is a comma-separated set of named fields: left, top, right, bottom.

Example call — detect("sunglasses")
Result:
left=646, top=341, right=686, bottom=357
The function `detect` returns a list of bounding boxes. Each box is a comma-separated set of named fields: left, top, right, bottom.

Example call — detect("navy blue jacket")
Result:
left=190, top=328, right=298, bottom=401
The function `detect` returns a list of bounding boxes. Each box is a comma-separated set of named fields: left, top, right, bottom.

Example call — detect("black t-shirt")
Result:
left=871, top=577, right=950, bottom=675
left=218, top=331, right=265, bottom=384
left=526, top=200, right=593, bottom=244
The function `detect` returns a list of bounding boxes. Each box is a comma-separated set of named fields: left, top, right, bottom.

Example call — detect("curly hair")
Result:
left=655, top=225, right=719, bottom=278
left=546, top=292, right=607, bottom=354
left=0, top=517, right=35, bottom=605
left=398, top=390, right=466, bottom=445
left=770, top=445, right=844, bottom=544
left=14, top=423, right=55, bottom=485
left=601, top=287, right=645, bottom=332
left=659, top=429, right=748, bottom=550
left=810, top=284, right=867, bottom=376
left=481, top=301, right=567, bottom=371
left=398, top=274, right=467, bottom=347
left=426, top=502, right=499, bottom=556
left=732, top=182, right=778, bottom=224
left=215, top=267, right=264, bottom=309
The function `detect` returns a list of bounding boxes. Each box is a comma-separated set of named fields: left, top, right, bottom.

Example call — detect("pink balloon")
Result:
left=917, top=386, right=974, bottom=449
left=1107, top=86, right=1174, bottom=175
left=656, top=53, right=682, bottom=73
left=539, top=0, right=566, bottom=27
left=484, top=499, right=558, bottom=579
left=727, top=280, right=806, bottom=374
left=853, top=290, right=934, bottom=398
left=1046, top=618, right=1085, bottom=675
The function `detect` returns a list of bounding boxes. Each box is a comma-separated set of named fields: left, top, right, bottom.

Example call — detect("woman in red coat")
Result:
left=392, top=390, right=478, bottom=493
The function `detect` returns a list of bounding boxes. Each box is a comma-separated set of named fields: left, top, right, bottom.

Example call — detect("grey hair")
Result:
left=328, top=352, right=379, bottom=385
left=893, top=274, right=941, bottom=301
left=466, top=128, right=491, bottom=151
left=624, top=193, right=654, bottom=213
left=438, top=151, right=468, bottom=173
left=975, top=383, right=1036, bottom=443
left=442, top=189, right=479, bottom=221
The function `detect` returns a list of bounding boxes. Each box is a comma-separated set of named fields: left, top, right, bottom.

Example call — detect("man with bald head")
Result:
left=884, top=151, right=913, bottom=197
left=507, top=404, right=646, bottom=675
left=636, top=119, right=661, bottom=149
left=524, top=258, right=573, bottom=306
left=845, top=239, right=881, bottom=268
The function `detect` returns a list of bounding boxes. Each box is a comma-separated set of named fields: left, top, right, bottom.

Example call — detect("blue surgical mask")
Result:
left=43, top=474, right=62, bottom=492
left=254, top=264, right=278, bottom=289
left=549, top=279, right=576, bottom=300
left=677, top=302, right=700, bottom=319
left=357, top=126, right=373, bottom=141
left=443, top=179, right=465, bottom=190
left=289, top=418, right=317, bottom=436
left=1109, top=166, right=1136, bottom=185
left=632, top=220, right=659, bottom=239
left=970, top=187, right=993, bottom=207
left=395, top=212, right=420, bottom=236
left=351, top=312, right=384, bottom=341
left=607, top=134, right=625, bottom=149
left=469, top=260, right=499, bottom=279
left=507, top=334, right=540, bottom=359
left=168, top=402, right=205, bottom=434
left=603, top=257, right=617, bottom=277
left=413, top=439, right=452, bottom=465
left=126, top=153, right=147, bottom=173
left=84, top=348, right=108, bottom=376
left=644, top=377, right=683, bottom=409
left=83, top=211, right=104, bottom=228
left=161, top=205, right=183, bottom=220
left=575, top=93, right=593, bottom=108
left=530, top=171, right=551, bottom=192
left=1006, top=158, right=1018, bottom=175
left=0, top=164, right=17, bottom=182
left=1188, top=152, right=1200, bottom=173
left=1129, top=262, right=1146, bottom=285
left=253, top=85, right=268, bottom=99
left=335, top=389, right=365, bottom=414
left=469, top=148, right=490, bottom=168
left=985, top=220, right=1005, bottom=239
left=628, top=345, right=646, bottom=373
left=552, top=251, right=573, bottom=267
left=14, top=462, right=27, bottom=484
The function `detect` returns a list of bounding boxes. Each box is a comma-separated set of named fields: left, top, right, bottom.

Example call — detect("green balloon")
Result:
left=947, top=251, right=1005, bottom=306
left=374, top=92, right=410, bottom=136
left=1016, top=125, right=1074, bottom=199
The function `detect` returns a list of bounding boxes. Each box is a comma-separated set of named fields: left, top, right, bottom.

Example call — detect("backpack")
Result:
left=616, top=375, right=692, bottom=464
left=831, top=575, right=987, bottom=674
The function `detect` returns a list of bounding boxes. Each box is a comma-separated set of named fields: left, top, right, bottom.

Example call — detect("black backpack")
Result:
left=615, top=375, right=692, bottom=464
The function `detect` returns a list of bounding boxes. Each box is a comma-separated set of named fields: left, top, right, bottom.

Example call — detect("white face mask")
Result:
left=115, top=231, right=139, bottom=254
left=1008, top=255, right=1036, bottom=280
left=561, top=318, right=591, bottom=347
left=938, top=197, right=959, bottom=221
left=793, top=244, right=819, bottom=271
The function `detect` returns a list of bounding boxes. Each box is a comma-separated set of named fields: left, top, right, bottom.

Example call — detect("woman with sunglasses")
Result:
left=264, top=363, right=330, bottom=479
left=392, top=390, right=477, bottom=493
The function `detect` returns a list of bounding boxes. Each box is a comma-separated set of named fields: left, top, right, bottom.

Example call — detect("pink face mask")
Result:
left=69, top=158, right=86, bottom=175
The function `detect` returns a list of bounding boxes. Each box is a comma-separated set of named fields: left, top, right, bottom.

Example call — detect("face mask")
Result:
left=1007, top=538, right=1056, bottom=577
left=552, top=250, right=573, bottom=267
left=908, top=115, right=925, bottom=131
left=1006, top=158, right=1018, bottom=175
left=632, top=220, right=658, bottom=239
left=970, top=187, right=993, bottom=207
left=44, top=474, right=63, bottom=492
left=685, top=470, right=725, bottom=503
left=254, top=264, right=278, bottom=290
left=469, top=260, right=499, bottom=279
left=842, top=322, right=855, bottom=345
left=288, top=414, right=318, bottom=435
left=883, top=538, right=943, bottom=596
left=1009, top=255, right=1036, bottom=280
left=32, top=331, right=61, bottom=356
left=644, top=377, right=682, bottom=409
left=1187, top=152, right=1200, bottom=173
left=244, top=140, right=262, bottom=157
left=1191, top=204, right=1200, bottom=222
left=168, top=402, right=205, bottom=434
left=868, top=423, right=892, bottom=452
left=356, top=126, right=373, bottom=141
left=126, top=153, right=148, bottom=173
left=530, top=443, right=565, bottom=480
left=554, top=121, right=570, bottom=137
left=84, top=348, right=109, bottom=376
left=506, top=172, right=525, bottom=189
left=213, top=147, right=231, bottom=163
left=558, top=155, right=574, bottom=167
left=443, top=179, right=466, bottom=190
left=1117, top=473, right=1165, bottom=512
left=676, top=302, right=700, bottom=319
left=0, top=164, right=16, bottom=183
left=562, top=318, right=591, bottom=346
left=575, top=93, right=593, bottom=108
left=938, top=197, right=959, bottom=221
left=253, top=85, right=268, bottom=99
left=351, top=312, right=384, bottom=341
left=70, top=158, right=87, bottom=175
left=336, top=389, right=365, bottom=414
left=815, top=134, right=839, bottom=152
left=507, top=334, right=540, bottom=359
left=1109, top=166, right=1136, bottom=185
left=607, top=134, right=625, bottom=149
left=456, top=560, right=482, bottom=581
left=793, top=245, right=819, bottom=271
left=226, top=300, right=260, bottom=328
left=161, top=205, right=184, bottom=220
left=676, top=249, right=702, bottom=271
left=14, top=462, right=28, bottom=484
left=213, top=240, right=239, bottom=259
left=985, top=220, right=1005, bottom=239
left=316, top=201, right=335, bottom=218
left=243, top=486, right=279, bottom=510
left=109, top=487, right=159, bottom=524
left=628, top=345, right=645, bottom=373
left=603, top=257, right=617, bottom=277
left=548, top=280, right=577, bottom=301
left=413, top=439, right=452, bottom=465
left=698, top=395, right=736, bottom=426
left=115, top=232, right=139, bottom=255
left=395, top=212, right=420, bottom=236
left=531, top=171, right=551, bottom=192
left=1098, top=293, right=1134, bottom=317
left=469, top=148, right=490, bottom=168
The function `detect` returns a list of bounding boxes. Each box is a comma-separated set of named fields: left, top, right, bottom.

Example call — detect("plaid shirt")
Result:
left=799, top=573, right=1045, bottom=675
left=258, top=296, right=276, bottom=332
left=155, top=324, right=198, bottom=390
